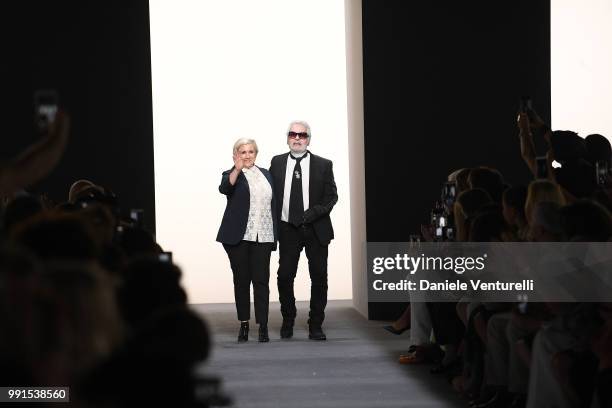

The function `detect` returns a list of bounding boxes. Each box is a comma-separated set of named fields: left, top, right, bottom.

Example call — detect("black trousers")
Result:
left=223, top=240, right=273, bottom=325
left=277, top=222, right=328, bottom=326
left=426, top=302, right=465, bottom=346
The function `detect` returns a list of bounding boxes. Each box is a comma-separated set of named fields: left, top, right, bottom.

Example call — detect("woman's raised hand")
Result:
left=233, top=151, right=244, bottom=171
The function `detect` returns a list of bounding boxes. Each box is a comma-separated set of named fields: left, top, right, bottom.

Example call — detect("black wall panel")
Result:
left=362, top=0, right=550, bottom=241
left=2, top=1, right=155, bottom=232
left=362, top=1, right=550, bottom=318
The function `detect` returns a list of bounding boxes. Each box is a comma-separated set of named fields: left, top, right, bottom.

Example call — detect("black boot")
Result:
left=237, top=321, right=249, bottom=342
left=258, top=324, right=269, bottom=342
left=280, top=319, right=294, bottom=339
left=308, top=324, right=326, bottom=341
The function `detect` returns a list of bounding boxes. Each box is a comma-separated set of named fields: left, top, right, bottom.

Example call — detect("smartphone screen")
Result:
left=596, top=161, right=608, bottom=185
left=34, top=89, right=59, bottom=130
left=535, top=156, right=548, bottom=179
left=438, top=216, right=447, bottom=228
left=130, top=209, right=144, bottom=228
left=519, top=96, right=533, bottom=113
left=159, top=252, right=173, bottom=263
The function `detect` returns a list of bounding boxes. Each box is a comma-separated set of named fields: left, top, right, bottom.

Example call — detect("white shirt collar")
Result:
left=242, top=165, right=258, bottom=173
left=289, top=150, right=308, bottom=158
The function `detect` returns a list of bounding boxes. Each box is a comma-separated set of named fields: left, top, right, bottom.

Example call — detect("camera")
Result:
left=34, top=89, right=59, bottom=131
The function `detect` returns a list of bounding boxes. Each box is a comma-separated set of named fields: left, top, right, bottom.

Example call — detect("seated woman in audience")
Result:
left=524, top=179, right=565, bottom=233
left=502, top=185, right=528, bottom=241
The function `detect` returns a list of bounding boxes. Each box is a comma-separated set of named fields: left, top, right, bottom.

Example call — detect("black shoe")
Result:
left=280, top=319, right=294, bottom=339
left=383, top=324, right=409, bottom=335
left=473, top=391, right=512, bottom=408
left=237, top=322, right=249, bottom=342
left=508, top=394, right=526, bottom=408
left=308, top=325, right=326, bottom=341
left=258, top=324, right=269, bottom=342
left=430, top=358, right=462, bottom=375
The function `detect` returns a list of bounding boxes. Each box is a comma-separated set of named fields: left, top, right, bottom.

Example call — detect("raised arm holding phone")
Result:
left=0, top=108, right=70, bottom=197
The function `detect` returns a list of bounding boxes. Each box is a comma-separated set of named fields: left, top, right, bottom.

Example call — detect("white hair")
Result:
left=287, top=120, right=311, bottom=139
left=233, top=138, right=258, bottom=154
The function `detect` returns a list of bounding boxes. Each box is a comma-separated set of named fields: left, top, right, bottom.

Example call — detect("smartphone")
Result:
left=159, top=251, right=173, bottom=263
left=596, top=161, right=609, bottom=185
left=438, top=216, right=447, bottom=228
left=535, top=156, right=548, bottom=179
left=519, top=96, right=533, bottom=113
left=446, top=227, right=455, bottom=241
left=130, top=209, right=144, bottom=227
left=442, top=181, right=457, bottom=205
left=34, top=89, right=59, bottom=130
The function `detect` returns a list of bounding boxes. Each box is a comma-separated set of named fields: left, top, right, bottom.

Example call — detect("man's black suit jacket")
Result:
left=269, top=152, right=338, bottom=245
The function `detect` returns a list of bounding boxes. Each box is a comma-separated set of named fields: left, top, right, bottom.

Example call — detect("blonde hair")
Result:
left=525, top=180, right=566, bottom=224
left=233, top=138, right=258, bottom=154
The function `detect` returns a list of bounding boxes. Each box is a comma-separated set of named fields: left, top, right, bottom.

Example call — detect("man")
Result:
left=269, top=120, right=337, bottom=340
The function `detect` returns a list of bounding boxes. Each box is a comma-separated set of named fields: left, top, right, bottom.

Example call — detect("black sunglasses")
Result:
left=287, top=131, right=309, bottom=139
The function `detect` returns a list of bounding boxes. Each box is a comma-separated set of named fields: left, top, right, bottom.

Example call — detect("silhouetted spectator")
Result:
left=117, top=256, right=187, bottom=328
left=2, top=193, right=44, bottom=235
left=469, top=210, right=508, bottom=242
left=68, top=179, right=95, bottom=203
left=584, top=134, right=611, bottom=165
left=468, top=167, right=505, bottom=203
left=560, top=199, right=612, bottom=241
left=502, top=185, right=528, bottom=240
left=455, top=188, right=493, bottom=242
left=10, top=212, right=99, bottom=261
left=117, top=226, right=162, bottom=258
left=529, top=202, right=565, bottom=242
left=524, top=180, right=565, bottom=226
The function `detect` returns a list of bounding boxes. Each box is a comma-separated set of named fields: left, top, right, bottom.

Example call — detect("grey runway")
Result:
left=192, top=300, right=463, bottom=408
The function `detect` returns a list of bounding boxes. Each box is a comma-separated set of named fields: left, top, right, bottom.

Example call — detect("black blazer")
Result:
left=216, top=166, right=278, bottom=248
left=269, top=152, right=338, bottom=245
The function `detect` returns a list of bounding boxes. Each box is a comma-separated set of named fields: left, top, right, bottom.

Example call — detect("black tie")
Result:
left=288, top=153, right=306, bottom=227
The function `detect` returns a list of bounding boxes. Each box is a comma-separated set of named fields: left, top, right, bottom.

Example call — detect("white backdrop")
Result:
left=149, top=0, right=352, bottom=304
left=551, top=0, right=612, bottom=141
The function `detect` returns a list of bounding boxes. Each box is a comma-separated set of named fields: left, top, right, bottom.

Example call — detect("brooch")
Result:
left=294, top=170, right=301, bottom=179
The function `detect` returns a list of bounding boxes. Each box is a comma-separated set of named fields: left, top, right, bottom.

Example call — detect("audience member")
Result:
left=0, top=111, right=70, bottom=197
left=502, top=185, right=528, bottom=241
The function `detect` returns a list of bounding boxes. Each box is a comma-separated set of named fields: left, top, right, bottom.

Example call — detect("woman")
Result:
left=524, top=179, right=565, bottom=227
left=216, top=138, right=277, bottom=343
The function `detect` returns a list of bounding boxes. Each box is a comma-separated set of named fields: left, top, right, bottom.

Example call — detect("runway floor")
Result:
left=192, top=300, right=464, bottom=408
